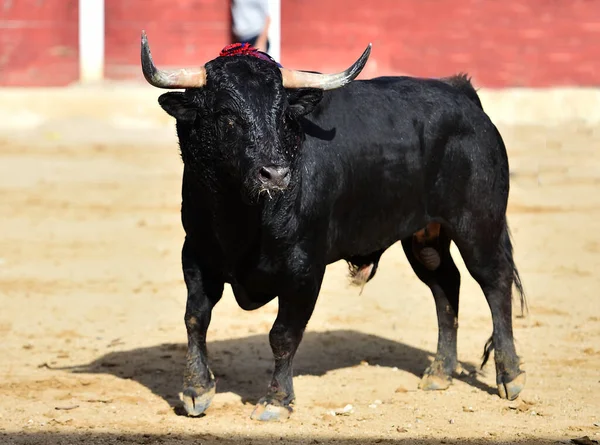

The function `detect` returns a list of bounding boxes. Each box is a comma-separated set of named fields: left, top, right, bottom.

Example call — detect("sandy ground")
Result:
left=0, top=117, right=599, bottom=445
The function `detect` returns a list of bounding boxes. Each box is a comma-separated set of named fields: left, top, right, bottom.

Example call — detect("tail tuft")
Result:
left=481, top=335, right=494, bottom=369
left=504, top=224, right=529, bottom=318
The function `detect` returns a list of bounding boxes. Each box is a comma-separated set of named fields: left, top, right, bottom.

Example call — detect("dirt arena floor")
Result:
left=0, top=115, right=599, bottom=444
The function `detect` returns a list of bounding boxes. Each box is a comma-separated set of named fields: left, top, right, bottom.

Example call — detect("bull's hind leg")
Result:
left=180, top=238, right=224, bottom=416
left=402, top=225, right=461, bottom=390
left=454, top=223, right=526, bottom=400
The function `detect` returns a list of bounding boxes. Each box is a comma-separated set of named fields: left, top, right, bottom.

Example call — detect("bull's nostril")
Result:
left=259, top=167, right=273, bottom=182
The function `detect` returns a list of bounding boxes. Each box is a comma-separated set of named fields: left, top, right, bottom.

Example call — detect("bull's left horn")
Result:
left=280, top=43, right=372, bottom=90
left=141, top=30, right=207, bottom=89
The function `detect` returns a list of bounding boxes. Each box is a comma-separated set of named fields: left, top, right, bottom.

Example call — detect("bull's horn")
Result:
left=280, top=43, right=372, bottom=90
left=141, top=30, right=207, bottom=89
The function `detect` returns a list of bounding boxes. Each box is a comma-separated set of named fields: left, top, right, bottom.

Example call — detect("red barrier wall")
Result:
left=0, top=0, right=597, bottom=87
left=0, top=0, right=79, bottom=87
left=281, top=0, right=600, bottom=87
left=104, top=0, right=230, bottom=80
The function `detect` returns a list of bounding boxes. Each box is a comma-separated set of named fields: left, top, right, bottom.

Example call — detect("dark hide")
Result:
left=155, top=55, right=527, bottom=418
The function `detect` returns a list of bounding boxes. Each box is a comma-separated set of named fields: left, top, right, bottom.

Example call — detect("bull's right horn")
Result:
left=279, top=43, right=372, bottom=90
left=141, top=30, right=207, bottom=89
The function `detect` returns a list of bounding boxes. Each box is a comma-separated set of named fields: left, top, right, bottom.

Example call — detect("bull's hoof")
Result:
left=179, top=384, right=216, bottom=417
left=250, top=398, right=293, bottom=422
left=418, top=360, right=455, bottom=391
left=418, top=371, right=452, bottom=391
left=497, top=371, right=526, bottom=401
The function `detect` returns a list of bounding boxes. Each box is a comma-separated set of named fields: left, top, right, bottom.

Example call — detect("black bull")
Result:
left=140, top=32, right=527, bottom=421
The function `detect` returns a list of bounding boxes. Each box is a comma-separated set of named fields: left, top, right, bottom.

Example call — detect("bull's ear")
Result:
left=287, top=88, right=323, bottom=117
left=158, top=92, right=197, bottom=121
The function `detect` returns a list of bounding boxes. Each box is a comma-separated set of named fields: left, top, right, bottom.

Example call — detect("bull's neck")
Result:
left=183, top=164, right=301, bottom=247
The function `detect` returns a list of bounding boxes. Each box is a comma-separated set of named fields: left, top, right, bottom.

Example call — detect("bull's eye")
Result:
left=218, top=113, right=236, bottom=126
left=217, top=112, right=240, bottom=140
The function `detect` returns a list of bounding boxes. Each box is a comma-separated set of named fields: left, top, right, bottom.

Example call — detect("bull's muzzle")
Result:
left=258, top=166, right=291, bottom=190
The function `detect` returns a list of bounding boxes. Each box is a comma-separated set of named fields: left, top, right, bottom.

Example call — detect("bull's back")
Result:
left=299, top=76, right=508, bottom=261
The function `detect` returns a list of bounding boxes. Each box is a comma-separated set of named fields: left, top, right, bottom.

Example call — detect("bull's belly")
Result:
left=326, top=210, right=429, bottom=263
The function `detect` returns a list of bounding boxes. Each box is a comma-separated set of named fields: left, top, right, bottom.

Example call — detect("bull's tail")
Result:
left=481, top=222, right=528, bottom=369
left=441, top=73, right=484, bottom=110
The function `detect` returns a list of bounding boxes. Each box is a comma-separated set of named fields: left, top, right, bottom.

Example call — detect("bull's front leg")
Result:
left=250, top=270, right=324, bottom=421
left=179, top=238, right=224, bottom=417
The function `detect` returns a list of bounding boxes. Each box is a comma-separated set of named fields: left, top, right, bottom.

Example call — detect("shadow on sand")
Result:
left=63, top=329, right=496, bottom=410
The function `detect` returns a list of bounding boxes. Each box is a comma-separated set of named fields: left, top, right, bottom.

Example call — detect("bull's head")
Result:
left=141, top=31, right=371, bottom=204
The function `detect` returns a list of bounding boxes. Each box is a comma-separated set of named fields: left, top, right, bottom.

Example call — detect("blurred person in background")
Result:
left=231, top=0, right=271, bottom=53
